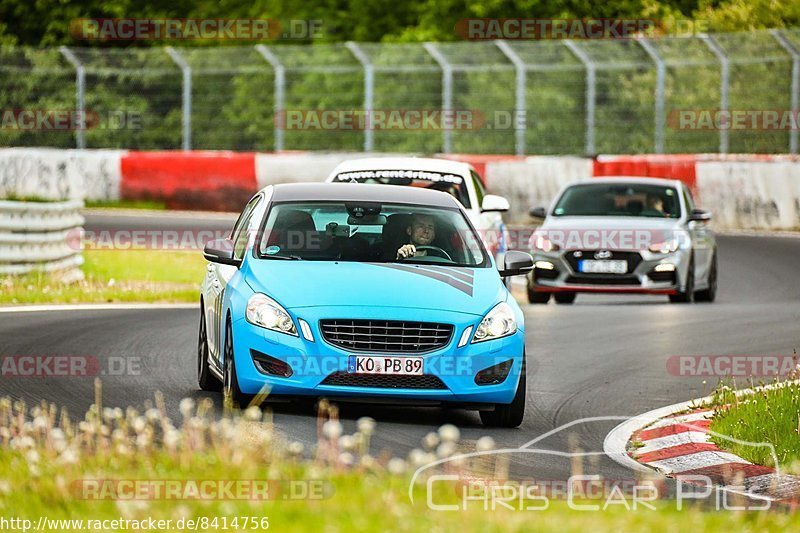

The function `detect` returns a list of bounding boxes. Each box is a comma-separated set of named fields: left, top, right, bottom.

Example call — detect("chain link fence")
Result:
left=1, top=29, right=799, bottom=154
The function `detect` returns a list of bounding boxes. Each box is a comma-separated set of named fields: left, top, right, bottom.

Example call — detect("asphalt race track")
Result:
left=3, top=215, right=800, bottom=484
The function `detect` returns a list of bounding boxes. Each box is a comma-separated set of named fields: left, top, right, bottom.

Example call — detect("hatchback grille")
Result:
left=320, top=372, right=447, bottom=389
left=565, top=250, right=643, bottom=274
left=319, top=319, right=453, bottom=353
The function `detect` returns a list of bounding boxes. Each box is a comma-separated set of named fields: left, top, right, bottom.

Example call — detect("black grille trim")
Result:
left=534, top=266, right=559, bottom=280
left=320, top=372, right=447, bottom=389
left=647, top=269, right=677, bottom=283
left=565, top=275, right=641, bottom=286
left=319, top=319, right=454, bottom=353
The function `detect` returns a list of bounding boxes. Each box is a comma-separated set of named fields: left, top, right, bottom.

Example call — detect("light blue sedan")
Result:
left=199, top=183, right=533, bottom=427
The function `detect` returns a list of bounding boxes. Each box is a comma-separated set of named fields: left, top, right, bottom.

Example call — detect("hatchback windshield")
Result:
left=331, top=169, right=471, bottom=208
left=257, top=202, right=487, bottom=267
left=553, top=183, right=681, bottom=218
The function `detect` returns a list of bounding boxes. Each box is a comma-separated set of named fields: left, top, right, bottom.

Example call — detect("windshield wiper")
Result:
left=263, top=254, right=303, bottom=260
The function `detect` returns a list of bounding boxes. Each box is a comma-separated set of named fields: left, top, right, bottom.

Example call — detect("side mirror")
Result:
left=688, top=209, right=712, bottom=223
left=498, top=250, right=534, bottom=277
left=529, top=206, right=547, bottom=219
left=481, top=194, right=510, bottom=212
left=203, top=238, right=241, bottom=267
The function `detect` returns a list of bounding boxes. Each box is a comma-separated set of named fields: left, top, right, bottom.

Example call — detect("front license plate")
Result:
left=578, top=259, right=627, bottom=274
left=347, top=355, right=424, bottom=375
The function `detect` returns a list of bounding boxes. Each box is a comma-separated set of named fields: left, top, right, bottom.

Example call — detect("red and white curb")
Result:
left=604, top=397, right=800, bottom=505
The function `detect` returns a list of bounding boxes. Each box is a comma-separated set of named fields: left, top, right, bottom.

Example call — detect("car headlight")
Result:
left=531, top=233, right=560, bottom=253
left=648, top=239, right=679, bottom=254
left=246, top=293, right=297, bottom=336
left=472, top=302, right=517, bottom=343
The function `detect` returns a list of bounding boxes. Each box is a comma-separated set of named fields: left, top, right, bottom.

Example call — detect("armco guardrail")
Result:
left=0, top=200, right=84, bottom=276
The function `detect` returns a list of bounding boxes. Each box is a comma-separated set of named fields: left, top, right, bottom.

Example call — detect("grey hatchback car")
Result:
left=527, top=177, right=717, bottom=304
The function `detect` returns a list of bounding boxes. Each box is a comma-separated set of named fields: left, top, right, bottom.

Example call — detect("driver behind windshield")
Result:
left=396, top=213, right=436, bottom=260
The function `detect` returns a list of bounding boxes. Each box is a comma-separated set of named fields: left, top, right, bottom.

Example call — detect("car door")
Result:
left=206, top=193, right=264, bottom=360
left=683, top=185, right=712, bottom=281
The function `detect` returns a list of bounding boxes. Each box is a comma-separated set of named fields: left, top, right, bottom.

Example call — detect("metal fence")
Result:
left=1, top=29, right=799, bottom=155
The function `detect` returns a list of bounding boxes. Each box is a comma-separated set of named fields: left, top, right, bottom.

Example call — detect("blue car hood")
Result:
left=244, top=260, right=504, bottom=316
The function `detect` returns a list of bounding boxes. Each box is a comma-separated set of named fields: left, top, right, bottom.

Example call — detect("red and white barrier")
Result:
left=254, top=152, right=395, bottom=189
left=593, top=154, right=698, bottom=192
left=1, top=148, right=799, bottom=230
left=120, top=151, right=257, bottom=211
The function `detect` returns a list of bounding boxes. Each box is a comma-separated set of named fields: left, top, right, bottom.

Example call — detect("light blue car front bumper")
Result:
left=230, top=305, right=525, bottom=405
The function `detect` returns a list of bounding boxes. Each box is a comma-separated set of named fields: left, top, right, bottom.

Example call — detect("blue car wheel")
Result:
left=197, top=303, right=221, bottom=392
left=223, top=319, right=248, bottom=407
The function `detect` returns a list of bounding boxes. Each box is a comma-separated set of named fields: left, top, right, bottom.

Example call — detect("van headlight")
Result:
left=246, top=293, right=298, bottom=336
left=472, top=302, right=517, bottom=343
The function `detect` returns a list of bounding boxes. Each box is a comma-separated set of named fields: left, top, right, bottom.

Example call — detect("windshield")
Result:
left=256, top=201, right=487, bottom=267
left=332, top=169, right=471, bottom=208
left=553, top=183, right=681, bottom=218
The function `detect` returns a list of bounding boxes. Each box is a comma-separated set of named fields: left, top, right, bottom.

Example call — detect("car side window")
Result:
left=232, top=196, right=262, bottom=259
left=470, top=170, right=485, bottom=209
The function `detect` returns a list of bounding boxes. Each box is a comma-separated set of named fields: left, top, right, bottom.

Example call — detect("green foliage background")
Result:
left=0, top=0, right=798, bottom=154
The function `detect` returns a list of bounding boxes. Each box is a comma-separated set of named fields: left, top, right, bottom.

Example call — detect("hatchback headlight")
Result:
left=472, top=302, right=517, bottom=343
left=531, top=233, right=560, bottom=253
left=246, top=293, right=297, bottom=336
left=648, top=239, right=679, bottom=254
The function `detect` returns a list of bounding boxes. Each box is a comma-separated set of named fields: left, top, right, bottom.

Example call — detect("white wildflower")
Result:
left=438, top=424, right=460, bottom=443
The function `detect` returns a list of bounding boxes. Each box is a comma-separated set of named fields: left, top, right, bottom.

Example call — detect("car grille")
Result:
left=320, top=371, right=447, bottom=389
left=564, top=250, right=643, bottom=274
left=319, top=319, right=453, bottom=353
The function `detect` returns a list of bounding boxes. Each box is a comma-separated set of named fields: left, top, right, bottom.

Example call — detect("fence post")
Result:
left=563, top=40, right=596, bottom=155
left=700, top=35, right=729, bottom=154
left=423, top=42, right=453, bottom=154
left=495, top=40, right=527, bottom=156
left=59, top=46, right=86, bottom=149
left=637, top=38, right=666, bottom=154
left=165, top=47, right=192, bottom=151
left=771, top=30, right=799, bottom=155
left=255, top=45, right=285, bottom=152
left=346, top=42, right=374, bottom=152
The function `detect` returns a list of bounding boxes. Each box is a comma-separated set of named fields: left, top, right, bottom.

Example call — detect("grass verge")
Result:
left=710, top=378, right=800, bottom=473
left=0, top=249, right=205, bottom=305
left=84, top=199, right=167, bottom=210
left=1, top=390, right=797, bottom=532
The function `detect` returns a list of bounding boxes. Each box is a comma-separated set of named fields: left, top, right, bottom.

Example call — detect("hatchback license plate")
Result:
left=578, top=259, right=627, bottom=274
